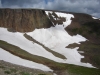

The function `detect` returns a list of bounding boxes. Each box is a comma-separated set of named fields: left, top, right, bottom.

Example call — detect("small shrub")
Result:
left=20, top=72, right=30, bottom=75
left=4, top=70, right=11, bottom=74
left=10, top=68, right=17, bottom=73
left=0, top=65, right=5, bottom=68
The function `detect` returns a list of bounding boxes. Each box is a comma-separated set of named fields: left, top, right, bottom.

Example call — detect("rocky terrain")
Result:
left=0, top=9, right=53, bottom=32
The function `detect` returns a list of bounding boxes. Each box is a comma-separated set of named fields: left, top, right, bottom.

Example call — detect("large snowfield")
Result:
left=0, top=11, right=95, bottom=71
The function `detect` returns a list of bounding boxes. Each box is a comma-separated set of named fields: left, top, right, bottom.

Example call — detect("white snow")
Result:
left=27, top=11, right=94, bottom=68
left=0, top=28, right=66, bottom=63
left=0, top=11, right=95, bottom=69
left=92, top=16, right=98, bottom=19
left=78, top=51, right=84, bottom=53
left=0, top=48, right=52, bottom=71
left=55, top=12, right=74, bottom=28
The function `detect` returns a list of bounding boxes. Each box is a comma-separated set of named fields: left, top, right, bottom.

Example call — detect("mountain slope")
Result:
left=0, top=9, right=100, bottom=75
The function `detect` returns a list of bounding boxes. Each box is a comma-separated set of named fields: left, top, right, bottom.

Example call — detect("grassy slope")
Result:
left=66, top=21, right=100, bottom=69
left=79, top=41, right=100, bottom=68
left=0, top=40, right=100, bottom=75
left=69, top=21, right=100, bottom=44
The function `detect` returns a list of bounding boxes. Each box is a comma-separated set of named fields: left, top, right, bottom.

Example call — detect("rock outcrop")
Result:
left=0, top=9, right=53, bottom=32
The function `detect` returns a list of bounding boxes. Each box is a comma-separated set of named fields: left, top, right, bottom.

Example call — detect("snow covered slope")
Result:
left=0, top=11, right=96, bottom=72
left=27, top=11, right=94, bottom=68
left=0, top=48, right=52, bottom=71
left=0, top=28, right=65, bottom=63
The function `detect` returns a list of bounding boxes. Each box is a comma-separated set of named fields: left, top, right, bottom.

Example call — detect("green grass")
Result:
left=79, top=42, right=100, bottom=68
left=0, top=40, right=100, bottom=75
left=20, top=72, right=30, bottom=75
left=68, top=65, right=100, bottom=75
left=66, top=41, right=100, bottom=69
left=4, top=70, right=11, bottom=74
left=71, top=23, right=100, bottom=38
left=0, top=65, right=5, bottom=69
left=10, top=68, right=17, bottom=73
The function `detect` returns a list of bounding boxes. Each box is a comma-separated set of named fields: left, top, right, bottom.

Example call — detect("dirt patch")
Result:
left=66, top=43, right=80, bottom=49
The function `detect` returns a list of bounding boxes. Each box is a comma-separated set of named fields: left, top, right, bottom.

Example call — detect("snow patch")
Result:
left=45, top=11, right=74, bottom=28
left=0, top=48, right=52, bottom=71
left=92, top=16, right=98, bottom=19
left=0, top=28, right=66, bottom=63
left=78, top=51, right=84, bottom=53
left=55, top=12, right=74, bottom=28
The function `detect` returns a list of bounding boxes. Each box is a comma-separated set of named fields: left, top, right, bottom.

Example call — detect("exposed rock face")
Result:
left=48, top=12, right=66, bottom=25
left=0, top=9, right=53, bottom=32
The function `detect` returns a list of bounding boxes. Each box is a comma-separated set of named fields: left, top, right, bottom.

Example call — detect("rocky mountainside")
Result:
left=0, top=9, right=100, bottom=44
left=65, top=13, right=100, bottom=44
left=0, top=9, right=100, bottom=75
left=0, top=9, right=53, bottom=32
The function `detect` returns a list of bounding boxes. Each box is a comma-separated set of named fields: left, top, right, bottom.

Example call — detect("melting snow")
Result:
left=0, top=28, right=66, bottom=63
left=0, top=11, right=95, bottom=70
left=0, top=48, right=52, bottom=71
left=27, top=11, right=94, bottom=68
